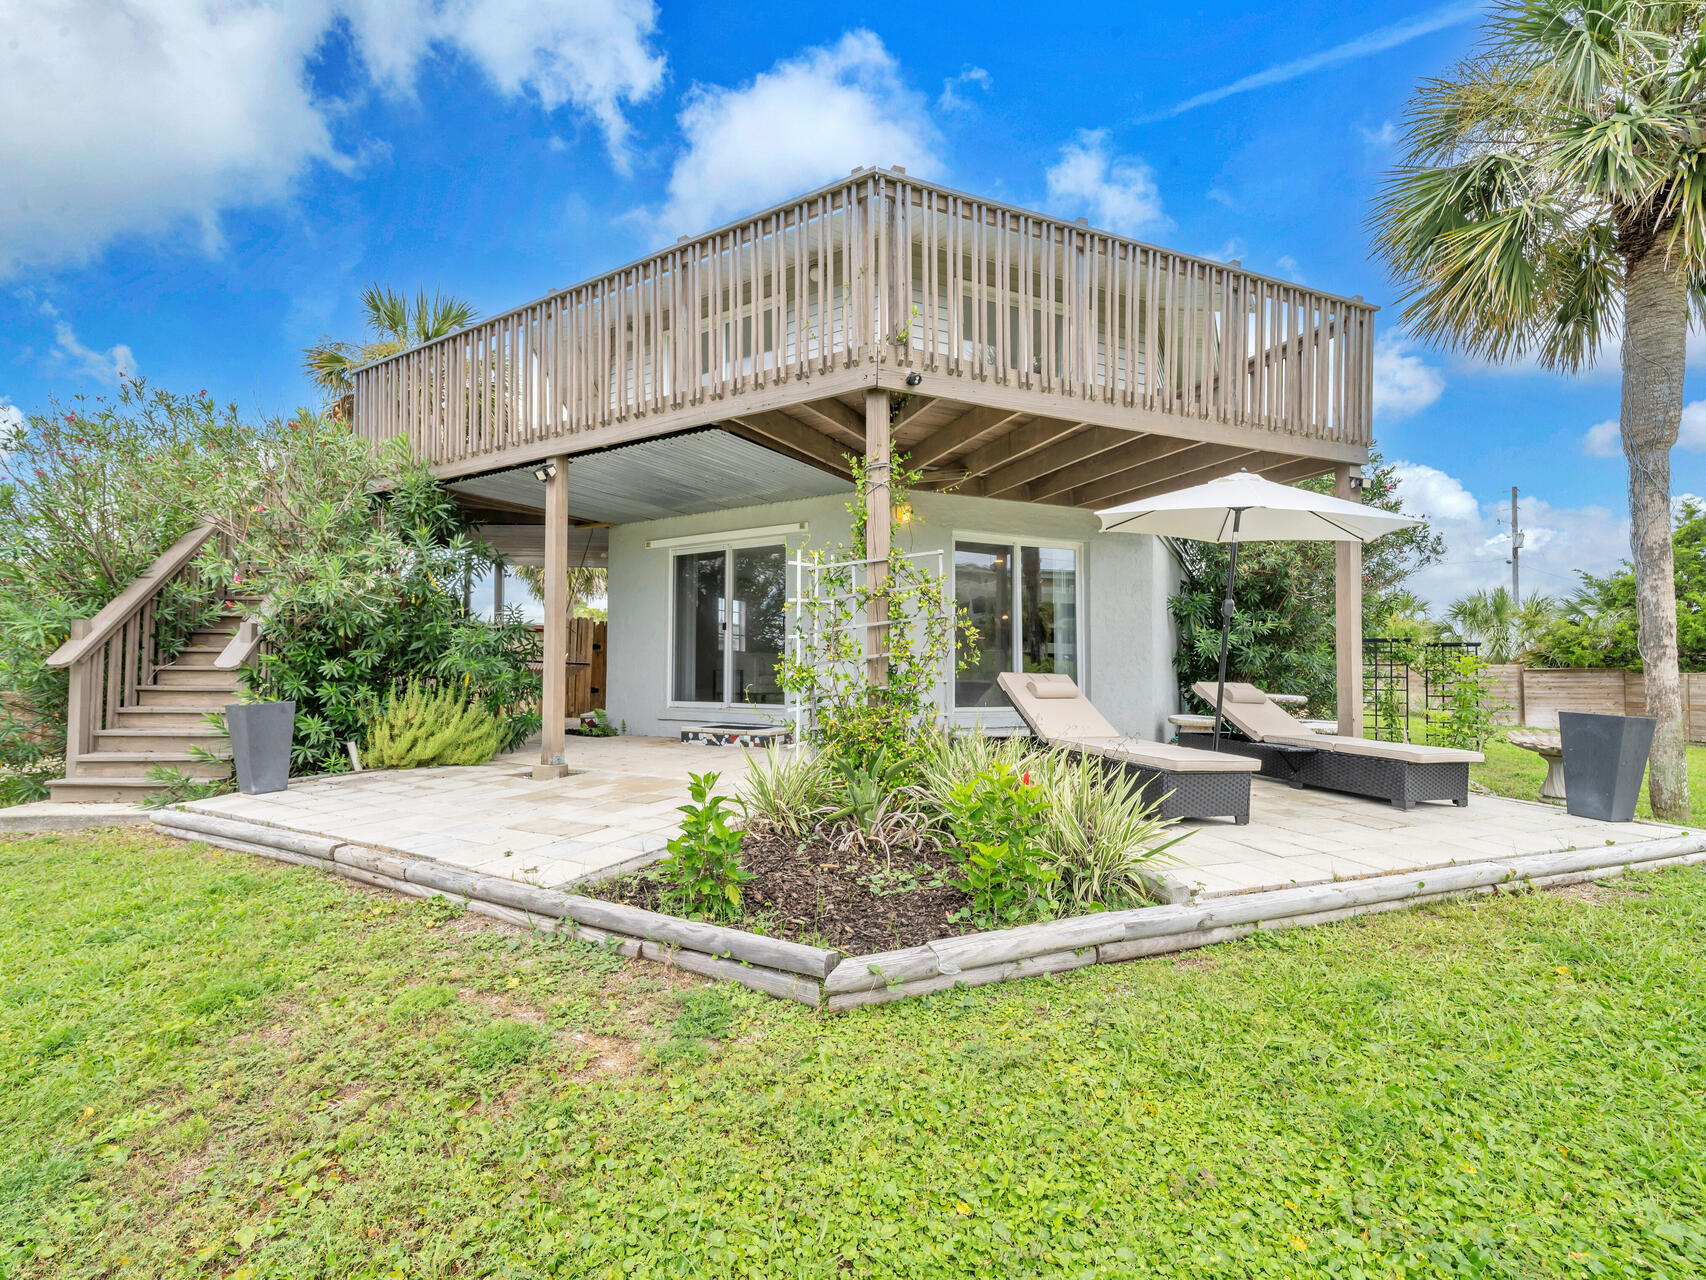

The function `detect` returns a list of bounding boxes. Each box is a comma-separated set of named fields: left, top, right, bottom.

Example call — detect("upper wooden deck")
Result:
left=351, top=168, right=1376, bottom=506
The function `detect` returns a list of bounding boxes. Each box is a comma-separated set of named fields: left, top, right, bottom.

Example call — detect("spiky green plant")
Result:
left=1029, top=749, right=1186, bottom=910
left=1370, top=0, right=1706, bottom=819
left=734, top=746, right=831, bottom=839
left=302, top=285, right=478, bottom=400
left=362, top=679, right=505, bottom=770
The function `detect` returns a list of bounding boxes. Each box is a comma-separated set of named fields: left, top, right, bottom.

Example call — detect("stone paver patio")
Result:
left=1166, top=778, right=1693, bottom=898
left=178, top=735, right=1695, bottom=900
left=181, top=735, right=753, bottom=889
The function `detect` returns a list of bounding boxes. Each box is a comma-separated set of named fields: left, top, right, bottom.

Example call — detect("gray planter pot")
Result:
left=225, top=701, right=295, bottom=796
left=1559, top=711, right=1655, bottom=823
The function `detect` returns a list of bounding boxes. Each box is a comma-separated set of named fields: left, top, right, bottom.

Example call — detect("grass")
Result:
left=3, top=829, right=1706, bottom=1277
left=1472, top=734, right=1706, bottom=826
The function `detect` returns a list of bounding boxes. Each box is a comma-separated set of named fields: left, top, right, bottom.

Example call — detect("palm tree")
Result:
left=302, top=285, right=478, bottom=401
left=1446, top=586, right=1557, bottom=663
left=1371, top=0, right=1703, bottom=819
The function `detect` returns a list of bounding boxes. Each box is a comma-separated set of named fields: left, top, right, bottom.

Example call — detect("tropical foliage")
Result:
left=1371, top=0, right=1706, bottom=818
left=1527, top=499, right=1706, bottom=670
left=1445, top=586, right=1558, bottom=663
left=301, top=285, right=478, bottom=402
left=1171, top=454, right=1445, bottom=713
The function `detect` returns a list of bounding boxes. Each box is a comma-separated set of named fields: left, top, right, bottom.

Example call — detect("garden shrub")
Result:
left=196, top=413, right=540, bottom=774
left=941, top=764, right=1057, bottom=928
left=658, top=771, right=750, bottom=921
left=362, top=680, right=506, bottom=769
left=735, top=746, right=831, bottom=839
left=1030, top=750, right=1184, bottom=908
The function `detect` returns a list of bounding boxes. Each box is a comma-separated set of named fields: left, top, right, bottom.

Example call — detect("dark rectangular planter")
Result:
left=1559, top=711, right=1655, bottom=823
left=225, top=701, right=295, bottom=796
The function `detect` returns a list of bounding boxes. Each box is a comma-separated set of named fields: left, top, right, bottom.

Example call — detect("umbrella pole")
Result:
left=1211, top=511, right=1244, bottom=751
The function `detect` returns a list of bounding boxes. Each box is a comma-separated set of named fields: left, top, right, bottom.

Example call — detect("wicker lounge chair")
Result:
left=997, top=672, right=1259, bottom=824
left=1184, top=681, right=1482, bottom=810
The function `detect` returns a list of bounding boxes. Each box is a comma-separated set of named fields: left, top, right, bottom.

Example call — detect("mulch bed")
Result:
left=589, top=831, right=978, bottom=953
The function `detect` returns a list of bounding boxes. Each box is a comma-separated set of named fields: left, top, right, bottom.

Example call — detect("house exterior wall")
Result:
left=604, top=489, right=1181, bottom=740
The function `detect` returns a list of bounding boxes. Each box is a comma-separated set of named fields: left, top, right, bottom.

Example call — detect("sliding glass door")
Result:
left=954, top=539, right=1078, bottom=707
left=671, top=543, right=786, bottom=707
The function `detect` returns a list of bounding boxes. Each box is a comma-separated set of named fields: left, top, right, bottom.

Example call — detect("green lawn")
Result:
left=1474, top=736, right=1706, bottom=826
left=4, top=830, right=1706, bottom=1278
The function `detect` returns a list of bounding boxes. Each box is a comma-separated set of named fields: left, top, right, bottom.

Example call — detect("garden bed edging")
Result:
left=151, top=807, right=1706, bottom=1012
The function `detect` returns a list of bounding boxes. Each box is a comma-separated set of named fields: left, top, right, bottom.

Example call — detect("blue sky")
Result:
left=4, top=0, right=1703, bottom=607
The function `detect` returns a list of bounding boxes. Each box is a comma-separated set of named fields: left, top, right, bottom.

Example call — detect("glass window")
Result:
left=672, top=551, right=726, bottom=703
left=671, top=543, right=787, bottom=705
left=1021, top=545, right=1077, bottom=680
left=954, top=541, right=1013, bottom=708
left=955, top=539, right=1078, bottom=707
left=731, top=545, right=786, bottom=706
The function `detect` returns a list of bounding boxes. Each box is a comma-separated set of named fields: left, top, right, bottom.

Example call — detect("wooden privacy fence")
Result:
left=529, top=618, right=606, bottom=718
left=1485, top=664, right=1706, bottom=741
left=350, top=170, right=1376, bottom=473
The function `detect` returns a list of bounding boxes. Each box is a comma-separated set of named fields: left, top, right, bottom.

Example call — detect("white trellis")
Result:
left=785, top=548, right=954, bottom=745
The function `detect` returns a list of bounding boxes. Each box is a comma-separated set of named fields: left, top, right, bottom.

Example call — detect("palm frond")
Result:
left=302, top=340, right=358, bottom=396
left=359, top=285, right=411, bottom=344
left=414, top=291, right=478, bottom=342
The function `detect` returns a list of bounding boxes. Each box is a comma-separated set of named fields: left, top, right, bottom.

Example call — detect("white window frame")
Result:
left=948, top=530, right=1087, bottom=711
left=663, top=529, right=800, bottom=712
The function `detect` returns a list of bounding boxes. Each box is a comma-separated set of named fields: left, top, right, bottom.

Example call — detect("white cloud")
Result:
left=1583, top=419, right=1620, bottom=457
left=1372, top=334, right=1445, bottom=421
left=937, top=66, right=991, bottom=112
left=0, top=0, right=666, bottom=274
left=1359, top=120, right=1399, bottom=149
left=1681, top=400, right=1706, bottom=452
left=651, top=30, right=938, bottom=237
left=1044, top=130, right=1170, bottom=238
left=1583, top=404, right=1706, bottom=457
left=1274, top=254, right=1302, bottom=280
left=0, top=398, right=24, bottom=437
left=52, top=320, right=138, bottom=386
left=1391, top=461, right=1629, bottom=607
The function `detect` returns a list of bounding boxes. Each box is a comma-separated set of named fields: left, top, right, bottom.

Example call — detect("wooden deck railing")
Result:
left=351, top=170, right=1375, bottom=471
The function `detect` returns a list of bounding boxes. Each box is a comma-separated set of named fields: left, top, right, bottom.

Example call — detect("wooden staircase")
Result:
left=47, top=524, right=263, bottom=804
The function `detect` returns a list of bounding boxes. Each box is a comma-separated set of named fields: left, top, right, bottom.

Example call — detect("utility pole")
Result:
left=1508, top=486, right=1522, bottom=600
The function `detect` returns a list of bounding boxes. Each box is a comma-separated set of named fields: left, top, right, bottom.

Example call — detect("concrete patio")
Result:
left=167, top=734, right=1699, bottom=902
left=176, top=735, right=754, bottom=889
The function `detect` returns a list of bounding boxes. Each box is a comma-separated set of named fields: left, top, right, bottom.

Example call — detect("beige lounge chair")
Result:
left=1187, top=681, right=1482, bottom=810
left=998, top=672, right=1259, bottom=823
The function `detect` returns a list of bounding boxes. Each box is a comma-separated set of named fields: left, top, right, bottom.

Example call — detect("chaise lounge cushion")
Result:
left=997, top=673, right=1257, bottom=773
left=1190, top=680, right=1483, bottom=764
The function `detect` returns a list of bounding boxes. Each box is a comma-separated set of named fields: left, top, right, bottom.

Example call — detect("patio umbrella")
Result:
left=1097, top=468, right=1420, bottom=749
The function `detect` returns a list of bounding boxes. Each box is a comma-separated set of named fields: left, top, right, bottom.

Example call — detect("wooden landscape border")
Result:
left=153, top=808, right=1706, bottom=1012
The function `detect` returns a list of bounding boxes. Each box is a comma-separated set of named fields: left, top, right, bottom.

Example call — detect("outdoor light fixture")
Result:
left=1348, top=474, right=1365, bottom=495
left=905, top=371, right=923, bottom=387
left=893, top=501, right=913, bottom=525
left=533, top=461, right=557, bottom=483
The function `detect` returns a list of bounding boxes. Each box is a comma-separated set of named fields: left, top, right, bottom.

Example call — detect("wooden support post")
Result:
left=864, top=388, right=891, bottom=688
left=535, top=455, right=572, bottom=779
left=1334, top=463, right=1364, bottom=739
left=63, top=618, right=92, bottom=779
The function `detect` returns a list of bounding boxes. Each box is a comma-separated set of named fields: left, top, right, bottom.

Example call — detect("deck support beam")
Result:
left=535, top=454, right=573, bottom=779
left=864, top=389, right=891, bottom=688
left=1334, top=463, right=1364, bottom=740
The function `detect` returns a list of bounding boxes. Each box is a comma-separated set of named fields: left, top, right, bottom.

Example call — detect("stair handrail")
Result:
left=215, top=595, right=276, bottom=671
left=47, top=522, right=220, bottom=669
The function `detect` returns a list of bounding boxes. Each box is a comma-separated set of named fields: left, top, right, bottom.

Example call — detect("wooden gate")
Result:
left=527, top=619, right=606, bottom=718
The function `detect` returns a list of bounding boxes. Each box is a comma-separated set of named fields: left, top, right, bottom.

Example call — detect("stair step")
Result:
left=75, top=752, right=231, bottom=780
left=112, top=707, right=225, bottom=731
left=136, top=686, right=242, bottom=708
left=48, top=777, right=177, bottom=803
left=94, top=728, right=228, bottom=753
left=188, top=628, right=239, bottom=646
left=154, top=667, right=241, bottom=688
